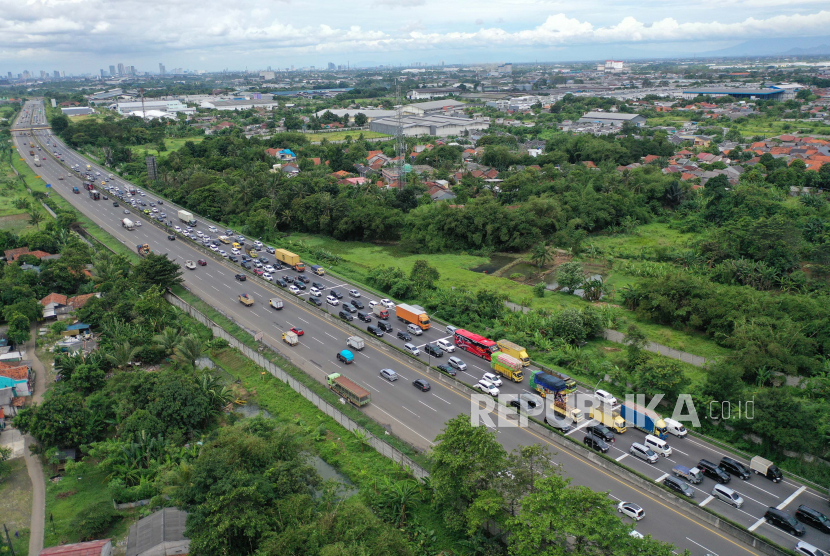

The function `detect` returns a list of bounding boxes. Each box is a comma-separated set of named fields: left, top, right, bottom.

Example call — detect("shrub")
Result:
left=71, top=502, right=118, bottom=540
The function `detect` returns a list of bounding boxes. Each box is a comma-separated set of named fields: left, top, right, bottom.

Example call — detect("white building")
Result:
left=111, top=100, right=195, bottom=115
left=369, top=114, right=489, bottom=137
left=401, top=99, right=466, bottom=116
left=200, top=99, right=281, bottom=111
left=406, top=88, right=461, bottom=100
left=597, top=60, right=624, bottom=72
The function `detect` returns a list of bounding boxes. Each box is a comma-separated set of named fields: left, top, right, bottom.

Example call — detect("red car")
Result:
left=290, top=327, right=304, bottom=336
left=197, top=259, right=207, bottom=266
left=254, top=268, right=264, bottom=276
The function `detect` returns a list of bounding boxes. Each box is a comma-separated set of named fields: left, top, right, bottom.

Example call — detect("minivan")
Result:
left=357, top=312, right=372, bottom=323
left=644, top=435, right=672, bottom=457
left=712, top=484, right=744, bottom=508
left=719, top=457, right=751, bottom=480
left=795, top=505, right=830, bottom=534
left=378, top=321, right=393, bottom=333
left=629, top=443, right=659, bottom=464
left=663, top=418, right=688, bottom=437
left=446, top=325, right=457, bottom=335
left=584, top=433, right=610, bottom=453
left=367, top=325, right=384, bottom=337
left=338, top=310, right=353, bottom=321
left=663, top=475, right=694, bottom=498
left=407, top=323, right=423, bottom=336
left=436, top=338, right=455, bottom=352
left=404, top=343, right=420, bottom=356
left=698, top=459, right=731, bottom=484
left=764, top=507, right=806, bottom=536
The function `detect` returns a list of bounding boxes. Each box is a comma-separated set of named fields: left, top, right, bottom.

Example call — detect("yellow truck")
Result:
left=496, top=340, right=530, bottom=366
left=490, top=351, right=524, bottom=382
left=274, top=249, right=304, bottom=272
left=589, top=407, right=627, bottom=434
left=248, top=249, right=258, bottom=258
left=238, top=293, right=254, bottom=306
left=552, top=399, right=584, bottom=423
left=310, top=265, right=326, bottom=276
left=218, top=236, right=231, bottom=244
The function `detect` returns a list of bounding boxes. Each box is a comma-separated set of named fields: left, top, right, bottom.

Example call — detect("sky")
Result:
left=3, top=0, right=830, bottom=75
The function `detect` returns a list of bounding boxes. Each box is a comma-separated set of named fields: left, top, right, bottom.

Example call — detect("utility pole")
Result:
left=395, top=78, right=406, bottom=189
left=3, top=523, right=16, bottom=556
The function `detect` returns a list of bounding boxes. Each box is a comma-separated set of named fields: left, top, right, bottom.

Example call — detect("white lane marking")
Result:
left=324, top=332, right=338, bottom=340
left=401, top=406, right=418, bottom=417
left=698, top=495, right=714, bottom=507
left=685, top=537, right=718, bottom=556
left=210, top=285, right=219, bottom=292
left=312, top=338, right=324, bottom=344
left=732, top=489, right=768, bottom=507
left=418, top=400, right=437, bottom=412
left=364, top=383, right=380, bottom=393
left=656, top=473, right=668, bottom=483
left=432, top=394, right=451, bottom=405
left=669, top=447, right=689, bottom=456
left=372, top=406, right=434, bottom=446
left=616, top=453, right=629, bottom=462
left=776, top=486, right=805, bottom=510
left=747, top=517, right=765, bottom=532
left=471, top=364, right=487, bottom=371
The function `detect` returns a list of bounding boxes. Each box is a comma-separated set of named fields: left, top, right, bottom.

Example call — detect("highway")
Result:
left=14, top=100, right=830, bottom=556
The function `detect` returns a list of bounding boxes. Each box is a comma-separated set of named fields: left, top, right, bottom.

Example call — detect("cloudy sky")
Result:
left=3, top=0, right=830, bottom=74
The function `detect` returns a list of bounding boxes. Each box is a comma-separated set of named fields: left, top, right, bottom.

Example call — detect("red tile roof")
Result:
left=39, top=539, right=111, bottom=556
left=40, top=293, right=68, bottom=307
left=311, top=158, right=321, bottom=165
left=367, top=150, right=383, bottom=159
left=265, top=148, right=280, bottom=157
left=643, top=154, right=660, bottom=163
left=779, top=134, right=796, bottom=142
left=0, top=364, right=28, bottom=381
left=681, top=173, right=696, bottom=181
left=4, top=247, right=29, bottom=261
left=331, top=170, right=351, bottom=178
left=582, top=161, right=597, bottom=168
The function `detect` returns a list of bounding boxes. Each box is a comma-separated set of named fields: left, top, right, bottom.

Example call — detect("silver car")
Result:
left=711, top=484, right=743, bottom=508
left=448, top=356, right=466, bottom=371
left=380, top=368, right=398, bottom=382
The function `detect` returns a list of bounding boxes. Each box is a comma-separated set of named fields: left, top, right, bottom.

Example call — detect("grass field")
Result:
left=303, top=130, right=390, bottom=142
left=128, top=136, right=206, bottom=159
left=0, top=458, right=32, bottom=556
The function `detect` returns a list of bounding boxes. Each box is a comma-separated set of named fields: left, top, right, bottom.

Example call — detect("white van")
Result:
left=663, top=418, right=688, bottom=437
left=644, top=434, right=672, bottom=457
left=407, top=323, right=423, bottom=336
left=436, top=339, right=455, bottom=352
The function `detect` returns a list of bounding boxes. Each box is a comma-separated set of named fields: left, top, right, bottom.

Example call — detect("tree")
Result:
left=13, top=390, right=91, bottom=448
left=632, top=359, right=691, bottom=401
left=174, top=334, right=206, bottom=369
left=530, top=242, right=554, bottom=269
left=133, top=253, right=183, bottom=290
left=28, top=209, right=45, bottom=229
left=554, top=261, right=583, bottom=292
left=153, top=327, right=181, bottom=355
left=7, top=312, right=30, bottom=346
left=409, top=259, right=440, bottom=292
left=105, top=341, right=140, bottom=370
left=353, top=112, right=368, bottom=126
left=623, top=325, right=648, bottom=370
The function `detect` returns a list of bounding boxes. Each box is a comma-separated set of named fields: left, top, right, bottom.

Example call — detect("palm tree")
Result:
left=153, top=327, right=181, bottom=355
left=530, top=242, right=554, bottom=269
left=174, top=334, right=205, bottom=370
left=195, top=372, right=234, bottom=408
left=105, top=341, right=141, bottom=370
left=28, top=209, right=44, bottom=229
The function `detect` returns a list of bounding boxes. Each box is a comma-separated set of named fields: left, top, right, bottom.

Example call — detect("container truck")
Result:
left=177, top=210, right=196, bottom=227
left=543, top=367, right=577, bottom=394
left=588, top=407, right=627, bottom=434
left=33, top=156, right=41, bottom=167
left=552, top=399, right=584, bottom=423
left=372, top=305, right=389, bottom=320
left=529, top=370, right=567, bottom=398
left=395, top=303, right=431, bottom=330
left=619, top=401, right=668, bottom=439
left=496, top=340, right=529, bottom=366
left=136, top=244, right=150, bottom=256
left=490, top=352, right=524, bottom=382
left=274, top=249, right=305, bottom=272
left=121, top=218, right=135, bottom=231
left=327, top=372, right=371, bottom=407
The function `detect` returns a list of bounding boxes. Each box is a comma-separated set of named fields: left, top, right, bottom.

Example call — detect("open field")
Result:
left=127, top=136, right=206, bottom=159
left=0, top=458, right=32, bottom=556
left=303, top=130, right=390, bottom=142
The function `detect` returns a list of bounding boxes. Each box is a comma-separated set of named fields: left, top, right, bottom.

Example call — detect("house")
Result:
left=126, top=508, right=190, bottom=556
left=331, top=170, right=351, bottom=178
left=39, top=539, right=112, bottom=556
left=40, top=293, right=99, bottom=319
left=642, top=154, right=661, bottom=164
left=265, top=148, right=296, bottom=161
left=582, top=161, right=597, bottom=169
left=4, top=247, right=60, bottom=264
left=0, top=362, right=33, bottom=397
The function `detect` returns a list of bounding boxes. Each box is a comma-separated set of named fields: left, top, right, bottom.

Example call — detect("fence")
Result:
left=164, top=291, right=429, bottom=481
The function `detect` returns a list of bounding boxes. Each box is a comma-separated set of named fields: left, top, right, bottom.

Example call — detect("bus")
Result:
left=454, top=329, right=499, bottom=361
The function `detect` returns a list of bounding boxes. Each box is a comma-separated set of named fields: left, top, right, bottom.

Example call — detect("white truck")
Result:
left=346, top=336, right=365, bottom=351
left=33, top=155, right=41, bottom=167
left=178, top=210, right=196, bottom=227
left=121, top=218, right=135, bottom=230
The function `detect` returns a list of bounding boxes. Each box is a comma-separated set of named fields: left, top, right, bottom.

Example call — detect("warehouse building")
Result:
left=401, top=99, right=466, bottom=116
left=199, top=99, right=281, bottom=111
left=61, top=107, right=95, bottom=117
left=681, top=88, right=784, bottom=101
left=314, top=108, right=396, bottom=122
left=577, top=111, right=646, bottom=127
left=370, top=114, right=489, bottom=137
left=406, top=87, right=461, bottom=100
left=110, top=100, right=195, bottom=115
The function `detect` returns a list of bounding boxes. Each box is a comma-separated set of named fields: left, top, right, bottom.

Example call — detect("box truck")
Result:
left=274, top=249, right=305, bottom=272
left=395, top=303, right=430, bottom=330
left=496, top=340, right=529, bottom=366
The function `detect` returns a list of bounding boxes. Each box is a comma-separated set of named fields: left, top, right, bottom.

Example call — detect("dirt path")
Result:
left=23, top=323, right=47, bottom=556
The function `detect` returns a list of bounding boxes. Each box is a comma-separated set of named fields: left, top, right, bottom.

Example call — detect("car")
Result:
left=403, top=343, right=420, bottom=356
left=275, top=279, right=288, bottom=288
left=764, top=508, right=805, bottom=536
left=348, top=289, right=361, bottom=298
left=309, top=287, right=322, bottom=297
left=482, top=372, right=503, bottom=387
left=331, top=289, right=343, bottom=299
left=241, top=262, right=251, bottom=270
left=226, top=229, right=233, bottom=235
left=795, top=541, right=827, bottom=556
left=254, top=268, right=264, bottom=276
left=338, top=310, right=354, bottom=321
left=396, top=331, right=411, bottom=342
left=617, top=502, right=644, bottom=521
left=167, top=234, right=176, bottom=241
left=208, top=225, right=218, bottom=232
left=583, top=433, right=610, bottom=453
left=585, top=424, right=615, bottom=443
left=235, top=274, right=247, bottom=281
left=197, top=259, right=207, bottom=266
left=102, top=194, right=108, bottom=200
left=719, top=457, right=751, bottom=480
left=436, top=339, right=455, bottom=352
left=509, top=393, right=540, bottom=411
left=698, top=459, right=731, bottom=484
left=262, top=273, right=273, bottom=281
left=795, top=505, right=830, bottom=534
left=629, top=530, right=645, bottom=540
left=185, top=260, right=196, bottom=270
left=264, top=265, right=276, bottom=273
left=219, top=250, right=228, bottom=258
left=380, top=369, right=398, bottom=382
left=413, top=379, right=431, bottom=392
left=368, top=300, right=378, bottom=308
left=663, top=476, right=695, bottom=498
left=152, top=208, right=159, bottom=213
left=367, top=325, right=384, bottom=337
left=296, top=275, right=310, bottom=284
left=711, top=484, right=744, bottom=508
left=629, top=443, right=659, bottom=464
left=308, top=297, right=322, bottom=307
left=209, top=245, right=219, bottom=252
left=232, top=248, right=241, bottom=255
left=340, top=304, right=356, bottom=313
left=312, top=281, right=325, bottom=290
left=594, top=389, right=618, bottom=406
left=289, top=285, right=301, bottom=295
left=423, top=344, right=443, bottom=358
left=266, top=246, right=276, bottom=254
left=357, top=312, right=372, bottom=323
left=124, top=209, right=130, bottom=214
left=407, top=323, right=423, bottom=336
left=350, top=299, right=364, bottom=310
left=447, top=356, right=467, bottom=371
left=474, top=379, right=499, bottom=397
left=290, top=327, right=304, bottom=336
left=326, top=295, right=339, bottom=306
left=228, top=255, right=238, bottom=263
left=112, top=202, right=118, bottom=207
left=174, top=225, right=182, bottom=232
left=437, top=364, right=456, bottom=376
left=380, top=298, right=395, bottom=308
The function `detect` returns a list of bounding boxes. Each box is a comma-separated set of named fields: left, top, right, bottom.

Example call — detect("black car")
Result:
left=235, top=274, right=247, bottom=281
left=367, top=325, right=384, bottom=337
left=509, top=394, right=539, bottom=410
left=437, top=364, right=456, bottom=376
left=275, top=279, right=287, bottom=287
left=350, top=299, right=364, bottom=310
left=241, top=262, right=251, bottom=270
left=698, top=459, right=730, bottom=484
left=294, top=282, right=306, bottom=290
left=585, top=424, right=615, bottom=443
left=282, top=275, right=294, bottom=284
left=378, top=321, right=393, bottom=333
left=583, top=433, right=609, bottom=453
left=396, top=331, right=411, bottom=342
left=167, top=234, right=176, bottom=241
left=308, top=297, right=322, bottom=307
left=423, top=344, right=443, bottom=358
left=719, top=457, right=751, bottom=480
left=413, top=379, right=431, bottom=392
left=312, top=282, right=325, bottom=290
left=795, top=505, right=830, bottom=534
left=663, top=476, right=695, bottom=498
left=229, top=255, right=238, bottom=263
left=338, top=310, right=354, bottom=321
left=157, top=200, right=163, bottom=204
left=764, top=508, right=806, bottom=536
left=341, top=304, right=355, bottom=313
left=357, top=312, right=372, bottom=323
left=296, top=275, right=310, bottom=283
left=331, top=289, right=343, bottom=299
left=112, top=201, right=119, bottom=207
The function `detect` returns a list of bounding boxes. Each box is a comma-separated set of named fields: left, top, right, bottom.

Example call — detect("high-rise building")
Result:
left=117, top=63, right=125, bottom=76
left=60, top=71, right=65, bottom=77
left=53, top=70, right=60, bottom=79
left=109, top=65, right=116, bottom=76
left=7, top=72, right=11, bottom=79
left=159, top=63, right=165, bottom=75
left=100, top=69, right=105, bottom=78
left=327, top=62, right=335, bottom=70
left=40, top=70, right=46, bottom=79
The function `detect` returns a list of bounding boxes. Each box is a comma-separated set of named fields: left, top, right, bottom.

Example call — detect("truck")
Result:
left=274, top=249, right=304, bottom=272
left=33, top=156, right=41, bottom=167
left=529, top=370, right=567, bottom=398
left=177, top=210, right=196, bottom=227
left=671, top=465, right=703, bottom=485
left=86, top=164, right=91, bottom=171
left=121, top=218, right=135, bottom=231
left=136, top=244, right=150, bottom=256
left=542, top=367, right=577, bottom=394
left=750, top=456, right=783, bottom=483
left=490, top=351, right=524, bottom=382
left=218, top=235, right=231, bottom=244
left=619, top=401, right=668, bottom=439
left=552, top=399, right=584, bottom=423
left=72, top=186, right=80, bottom=194
left=89, top=190, right=100, bottom=200
left=496, top=340, right=529, bottom=366
left=269, top=298, right=284, bottom=310
left=29, top=150, right=34, bottom=156
left=346, top=336, right=365, bottom=351
left=238, top=293, right=254, bottom=306
left=372, top=304, right=389, bottom=320
left=282, top=330, right=299, bottom=346
left=327, top=372, right=371, bottom=407
left=310, top=265, right=326, bottom=276
left=395, top=303, right=430, bottom=330
left=589, top=407, right=627, bottom=434
left=128, top=185, right=136, bottom=195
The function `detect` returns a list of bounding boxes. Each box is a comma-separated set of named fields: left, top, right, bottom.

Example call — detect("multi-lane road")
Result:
left=13, top=100, right=830, bottom=556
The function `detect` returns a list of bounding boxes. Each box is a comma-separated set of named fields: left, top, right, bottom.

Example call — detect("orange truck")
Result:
left=395, top=303, right=431, bottom=330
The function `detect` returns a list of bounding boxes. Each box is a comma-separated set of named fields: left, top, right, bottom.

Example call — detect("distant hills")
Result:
left=700, top=36, right=830, bottom=58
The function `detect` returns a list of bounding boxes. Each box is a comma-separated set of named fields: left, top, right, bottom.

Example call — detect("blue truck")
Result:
left=529, top=370, right=567, bottom=398
left=619, top=401, right=669, bottom=439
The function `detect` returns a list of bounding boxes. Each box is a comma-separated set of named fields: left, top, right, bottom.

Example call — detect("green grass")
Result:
left=0, top=458, right=32, bottom=555
left=303, top=130, right=390, bottom=142
left=128, top=136, right=206, bottom=159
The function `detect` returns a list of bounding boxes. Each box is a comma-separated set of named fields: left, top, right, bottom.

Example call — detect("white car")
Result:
left=134, top=220, right=142, bottom=227
left=380, top=298, right=395, bottom=309
left=219, top=250, right=228, bottom=257
left=474, top=379, right=500, bottom=397
left=368, top=300, right=378, bottom=308
left=617, top=502, right=644, bottom=521
left=174, top=225, right=181, bottom=232
left=262, top=273, right=273, bottom=281
left=152, top=207, right=159, bottom=213
left=326, top=295, right=339, bottom=306
left=482, top=372, right=503, bottom=387
left=209, top=225, right=218, bottom=232
left=264, top=265, right=276, bottom=273
left=629, top=530, right=644, bottom=540
left=436, top=339, right=455, bottom=352
left=309, top=287, right=322, bottom=297
left=210, top=245, right=219, bottom=252
left=195, top=230, right=203, bottom=236
left=595, top=389, right=618, bottom=407
left=231, top=248, right=241, bottom=255
left=289, top=285, right=301, bottom=295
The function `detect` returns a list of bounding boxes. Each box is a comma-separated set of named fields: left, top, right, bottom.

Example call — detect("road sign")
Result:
left=254, top=331, right=264, bottom=342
